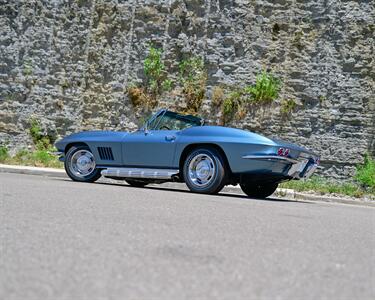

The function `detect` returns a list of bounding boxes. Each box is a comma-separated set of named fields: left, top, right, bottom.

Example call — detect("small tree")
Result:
left=144, top=46, right=171, bottom=96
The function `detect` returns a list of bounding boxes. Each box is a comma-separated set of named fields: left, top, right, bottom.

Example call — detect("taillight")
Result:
left=277, top=148, right=290, bottom=157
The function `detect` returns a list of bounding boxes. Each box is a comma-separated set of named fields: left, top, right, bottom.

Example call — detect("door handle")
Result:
left=165, top=135, right=176, bottom=141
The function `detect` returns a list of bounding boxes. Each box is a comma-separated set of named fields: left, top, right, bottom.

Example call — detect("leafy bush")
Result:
left=222, top=97, right=236, bottom=117
left=280, top=176, right=370, bottom=198
left=0, top=147, right=62, bottom=168
left=129, top=46, right=172, bottom=110
left=144, top=46, right=167, bottom=95
left=29, top=118, right=42, bottom=144
left=219, top=71, right=281, bottom=124
left=179, top=57, right=207, bottom=114
left=0, top=146, right=9, bottom=162
left=220, top=89, right=247, bottom=124
left=245, top=71, right=280, bottom=103
left=29, top=118, right=54, bottom=150
left=355, top=154, right=375, bottom=190
left=161, top=79, right=173, bottom=92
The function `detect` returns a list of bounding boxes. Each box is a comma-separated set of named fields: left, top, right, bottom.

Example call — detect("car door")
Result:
left=121, top=129, right=179, bottom=168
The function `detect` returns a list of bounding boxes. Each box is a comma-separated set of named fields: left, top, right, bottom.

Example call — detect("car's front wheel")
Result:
left=240, top=182, right=278, bottom=199
left=65, top=145, right=102, bottom=182
left=183, top=147, right=227, bottom=194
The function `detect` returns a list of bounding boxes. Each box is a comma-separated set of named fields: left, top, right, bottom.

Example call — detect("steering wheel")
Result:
left=160, top=125, right=170, bottom=130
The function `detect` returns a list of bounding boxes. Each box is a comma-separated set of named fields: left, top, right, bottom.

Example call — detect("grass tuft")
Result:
left=355, top=154, right=375, bottom=191
left=0, top=146, right=9, bottom=161
left=245, top=71, right=280, bottom=103
left=280, top=176, right=374, bottom=198
left=0, top=147, right=63, bottom=169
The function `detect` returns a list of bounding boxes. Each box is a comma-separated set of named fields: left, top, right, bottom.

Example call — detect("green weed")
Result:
left=11, top=149, right=61, bottom=168
left=0, top=147, right=62, bottom=168
left=29, top=118, right=54, bottom=150
left=280, top=176, right=373, bottom=198
left=130, top=46, right=172, bottom=110
left=143, top=46, right=173, bottom=96
left=245, top=71, right=281, bottom=103
left=355, top=154, right=375, bottom=191
left=0, top=146, right=9, bottom=162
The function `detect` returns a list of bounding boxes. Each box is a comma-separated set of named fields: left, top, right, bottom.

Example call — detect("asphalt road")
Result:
left=1, top=173, right=374, bottom=300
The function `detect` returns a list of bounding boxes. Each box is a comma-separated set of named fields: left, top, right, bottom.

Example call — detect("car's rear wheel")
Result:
left=125, top=179, right=149, bottom=187
left=65, top=145, right=101, bottom=182
left=183, top=147, right=226, bottom=194
left=240, top=182, right=278, bottom=199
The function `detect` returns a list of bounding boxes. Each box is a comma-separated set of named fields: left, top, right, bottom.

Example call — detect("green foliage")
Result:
left=130, top=46, right=172, bottom=110
left=221, top=90, right=246, bottom=124
left=0, top=143, right=62, bottom=168
left=281, top=99, right=297, bottom=115
left=280, top=176, right=373, bottom=198
left=355, top=154, right=375, bottom=191
left=222, top=97, right=236, bottom=117
left=0, top=146, right=9, bottom=162
left=29, top=118, right=43, bottom=144
left=28, top=118, right=54, bottom=150
left=2, top=148, right=62, bottom=168
left=143, top=46, right=171, bottom=96
left=144, top=47, right=164, bottom=81
left=245, top=71, right=281, bottom=103
left=179, top=57, right=207, bottom=114
left=162, top=78, right=173, bottom=92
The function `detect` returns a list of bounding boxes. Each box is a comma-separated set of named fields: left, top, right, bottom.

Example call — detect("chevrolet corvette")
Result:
left=55, top=109, right=319, bottom=198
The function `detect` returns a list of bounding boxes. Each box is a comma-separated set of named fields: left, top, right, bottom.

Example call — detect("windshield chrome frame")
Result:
left=140, top=109, right=166, bottom=132
left=140, top=109, right=204, bottom=132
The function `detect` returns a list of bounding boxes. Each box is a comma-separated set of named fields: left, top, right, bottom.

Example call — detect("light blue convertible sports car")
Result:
left=55, top=109, right=319, bottom=198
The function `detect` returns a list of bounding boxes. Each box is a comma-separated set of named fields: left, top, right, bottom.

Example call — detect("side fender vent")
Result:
left=98, top=147, right=114, bottom=161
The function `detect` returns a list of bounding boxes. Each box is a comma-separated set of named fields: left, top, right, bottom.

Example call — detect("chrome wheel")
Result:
left=188, top=154, right=216, bottom=187
left=69, top=150, right=96, bottom=178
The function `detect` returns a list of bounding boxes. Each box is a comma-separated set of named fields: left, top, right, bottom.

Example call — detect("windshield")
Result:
left=146, top=110, right=203, bottom=131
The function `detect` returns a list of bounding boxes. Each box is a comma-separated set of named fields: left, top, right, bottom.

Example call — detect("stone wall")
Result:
left=0, top=0, right=374, bottom=180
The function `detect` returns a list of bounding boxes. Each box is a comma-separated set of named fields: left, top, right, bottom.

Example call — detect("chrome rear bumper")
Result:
left=242, top=155, right=319, bottom=179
